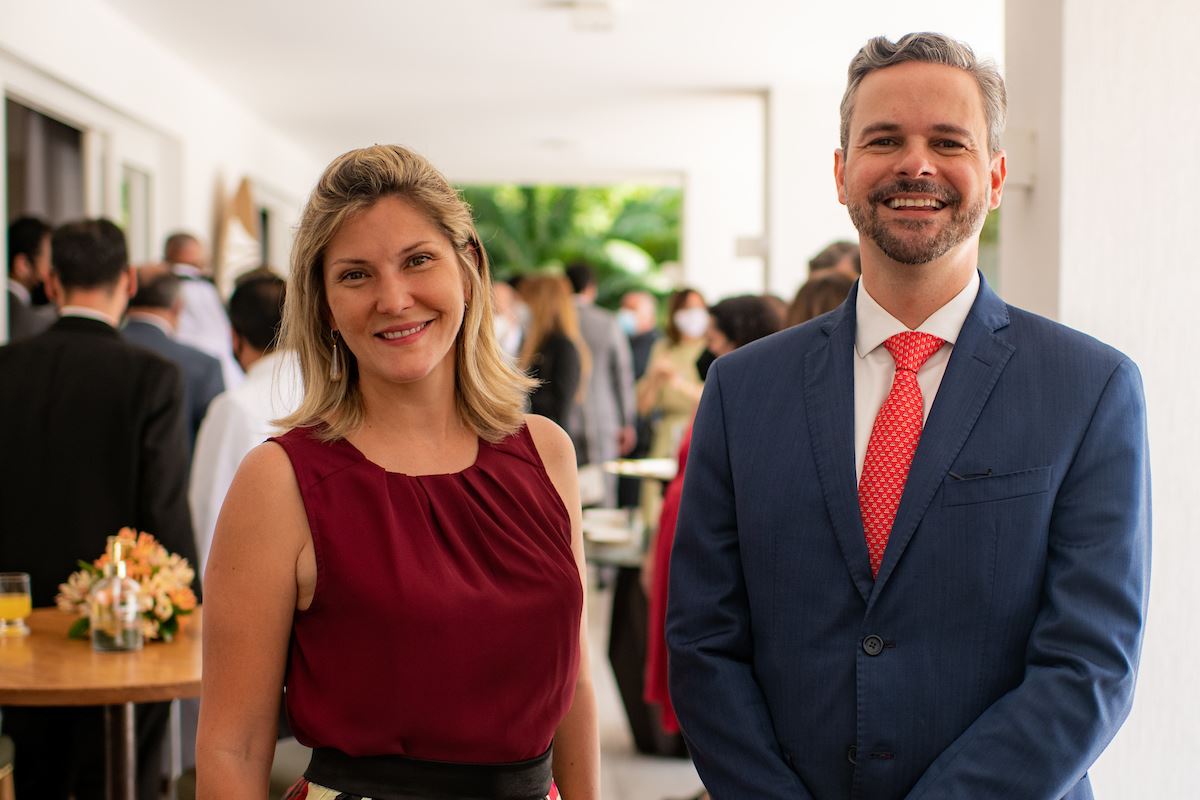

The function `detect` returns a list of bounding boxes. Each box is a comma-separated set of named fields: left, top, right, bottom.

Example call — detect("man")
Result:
left=808, top=239, right=862, bottom=279
left=5, top=216, right=56, bottom=341
left=190, top=270, right=301, bottom=575
left=0, top=219, right=197, bottom=799
left=564, top=262, right=636, bottom=506
left=123, top=266, right=225, bottom=449
left=164, top=231, right=243, bottom=389
left=619, top=289, right=661, bottom=380
left=667, top=33, right=1149, bottom=800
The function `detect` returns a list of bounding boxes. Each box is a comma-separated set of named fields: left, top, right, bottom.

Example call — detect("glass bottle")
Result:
left=90, top=541, right=144, bottom=652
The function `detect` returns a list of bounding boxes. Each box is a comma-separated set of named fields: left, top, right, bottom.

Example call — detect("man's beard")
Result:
left=848, top=179, right=988, bottom=265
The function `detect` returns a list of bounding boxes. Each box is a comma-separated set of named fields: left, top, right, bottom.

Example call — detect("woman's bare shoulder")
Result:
left=523, top=414, right=575, bottom=464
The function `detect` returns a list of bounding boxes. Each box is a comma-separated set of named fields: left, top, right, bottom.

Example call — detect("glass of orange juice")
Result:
left=0, top=573, right=32, bottom=637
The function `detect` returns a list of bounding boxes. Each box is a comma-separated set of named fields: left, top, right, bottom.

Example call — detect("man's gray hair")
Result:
left=840, top=32, right=1007, bottom=154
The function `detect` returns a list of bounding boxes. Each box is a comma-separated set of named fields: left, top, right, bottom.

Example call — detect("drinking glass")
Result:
left=0, top=572, right=32, bottom=637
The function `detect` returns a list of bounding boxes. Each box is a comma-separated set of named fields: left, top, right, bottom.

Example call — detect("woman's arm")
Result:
left=196, top=442, right=311, bottom=798
left=635, top=355, right=671, bottom=417
left=526, top=415, right=601, bottom=800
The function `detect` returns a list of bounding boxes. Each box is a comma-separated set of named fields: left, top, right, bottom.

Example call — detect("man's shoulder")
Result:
left=1002, top=303, right=1134, bottom=373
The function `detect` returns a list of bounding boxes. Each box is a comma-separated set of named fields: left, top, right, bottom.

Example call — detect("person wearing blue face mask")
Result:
left=634, top=287, right=708, bottom=539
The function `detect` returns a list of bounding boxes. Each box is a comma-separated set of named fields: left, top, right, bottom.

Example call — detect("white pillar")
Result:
left=1004, top=1, right=1200, bottom=795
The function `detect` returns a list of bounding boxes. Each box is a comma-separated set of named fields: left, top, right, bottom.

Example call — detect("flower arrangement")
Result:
left=56, top=527, right=197, bottom=642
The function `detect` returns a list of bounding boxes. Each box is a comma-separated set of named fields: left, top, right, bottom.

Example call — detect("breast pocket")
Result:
left=941, top=466, right=1052, bottom=507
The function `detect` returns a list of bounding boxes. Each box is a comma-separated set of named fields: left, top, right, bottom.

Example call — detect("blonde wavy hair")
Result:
left=275, top=144, right=535, bottom=442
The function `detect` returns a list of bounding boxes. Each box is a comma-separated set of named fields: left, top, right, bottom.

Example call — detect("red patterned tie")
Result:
left=859, top=331, right=946, bottom=577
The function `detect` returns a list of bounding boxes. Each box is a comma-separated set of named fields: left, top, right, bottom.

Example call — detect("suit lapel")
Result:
left=805, top=289, right=874, bottom=603
left=869, top=278, right=1014, bottom=602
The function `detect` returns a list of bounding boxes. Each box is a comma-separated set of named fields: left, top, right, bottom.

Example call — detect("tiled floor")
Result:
left=587, top=580, right=703, bottom=800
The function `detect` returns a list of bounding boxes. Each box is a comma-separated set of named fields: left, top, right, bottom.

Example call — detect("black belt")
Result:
left=304, top=745, right=552, bottom=800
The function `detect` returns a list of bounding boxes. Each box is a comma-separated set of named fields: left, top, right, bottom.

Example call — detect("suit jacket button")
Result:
left=847, top=745, right=858, bottom=765
left=862, top=634, right=884, bottom=656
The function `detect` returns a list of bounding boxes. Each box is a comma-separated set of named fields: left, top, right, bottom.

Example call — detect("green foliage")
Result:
left=459, top=183, right=682, bottom=308
left=67, top=616, right=90, bottom=639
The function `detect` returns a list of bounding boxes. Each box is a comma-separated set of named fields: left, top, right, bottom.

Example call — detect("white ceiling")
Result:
left=101, top=0, right=1004, bottom=169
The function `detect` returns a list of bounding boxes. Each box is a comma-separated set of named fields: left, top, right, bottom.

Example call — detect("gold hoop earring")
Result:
left=329, top=330, right=343, bottom=381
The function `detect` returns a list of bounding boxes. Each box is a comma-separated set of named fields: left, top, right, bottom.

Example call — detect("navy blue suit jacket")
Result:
left=666, top=277, right=1150, bottom=799
left=123, top=318, right=225, bottom=450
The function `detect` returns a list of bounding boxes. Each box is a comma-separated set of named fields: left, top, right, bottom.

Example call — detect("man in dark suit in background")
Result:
left=5, top=216, right=56, bottom=341
left=667, top=33, right=1150, bottom=799
left=0, top=219, right=197, bottom=799
left=123, top=266, right=225, bottom=450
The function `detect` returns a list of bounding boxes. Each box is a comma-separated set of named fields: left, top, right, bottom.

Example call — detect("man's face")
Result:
left=33, top=234, right=52, bottom=285
left=835, top=61, right=1005, bottom=266
left=178, top=239, right=208, bottom=270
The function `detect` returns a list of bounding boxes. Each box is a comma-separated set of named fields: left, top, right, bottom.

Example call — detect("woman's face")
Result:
left=323, top=195, right=467, bottom=393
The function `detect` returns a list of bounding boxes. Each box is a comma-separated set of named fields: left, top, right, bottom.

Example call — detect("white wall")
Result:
left=767, top=80, right=859, bottom=300
left=0, top=0, right=320, bottom=267
left=1004, top=1, right=1200, bottom=795
left=403, top=92, right=767, bottom=302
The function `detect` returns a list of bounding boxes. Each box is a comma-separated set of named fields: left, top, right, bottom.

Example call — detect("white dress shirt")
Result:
left=170, top=263, right=244, bottom=390
left=7, top=279, right=31, bottom=306
left=189, top=349, right=303, bottom=574
left=854, top=271, right=979, bottom=482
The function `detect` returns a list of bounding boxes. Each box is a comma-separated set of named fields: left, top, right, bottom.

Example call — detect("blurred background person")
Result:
left=189, top=269, right=300, bottom=576
left=760, top=293, right=789, bottom=330
left=123, top=265, right=225, bottom=451
left=565, top=262, right=635, bottom=506
left=807, top=239, right=861, bottom=280
left=635, top=287, right=707, bottom=527
left=164, top=231, right=243, bottom=390
left=0, top=218, right=196, bottom=800
left=785, top=271, right=856, bottom=328
left=643, top=294, right=782, bottom=800
left=519, top=273, right=591, bottom=431
left=6, top=216, right=56, bottom=341
left=619, top=290, right=661, bottom=380
left=617, top=290, right=662, bottom=510
left=491, top=279, right=525, bottom=359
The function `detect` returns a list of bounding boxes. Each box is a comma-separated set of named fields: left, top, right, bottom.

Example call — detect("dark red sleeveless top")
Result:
left=270, top=424, right=582, bottom=762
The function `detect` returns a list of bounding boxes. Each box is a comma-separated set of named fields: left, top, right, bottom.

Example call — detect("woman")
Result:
left=518, top=274, right=590, bottom=430
left=785, top=271, right=855, bottom=328
left=197, top=145, right=599, bottom=800
left=643, top=295, right=781, bottom=751
left=634, top=287, right=707, bottom=526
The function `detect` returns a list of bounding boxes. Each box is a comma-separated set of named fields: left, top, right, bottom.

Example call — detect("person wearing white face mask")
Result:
left=635, top=287, right=707, bottom=530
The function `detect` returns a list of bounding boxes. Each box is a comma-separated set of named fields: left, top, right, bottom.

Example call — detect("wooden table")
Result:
left=0, top=607, right=201, bottom=800
left=601, top=457, right=678, bottom=482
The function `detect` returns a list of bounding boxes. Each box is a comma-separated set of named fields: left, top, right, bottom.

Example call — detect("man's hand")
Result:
left=618, top=425, right=637, bottom=456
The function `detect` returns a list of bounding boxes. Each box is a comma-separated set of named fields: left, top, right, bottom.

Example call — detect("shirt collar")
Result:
left=855, top=270, right=980, bottom=359
left=171, top=263, right=203, bottom=279
left=124, top=311, right=174, bottom=336
left=60, top=306, right=119, bottom=328
left=7, top=279, right=31, bottom=305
